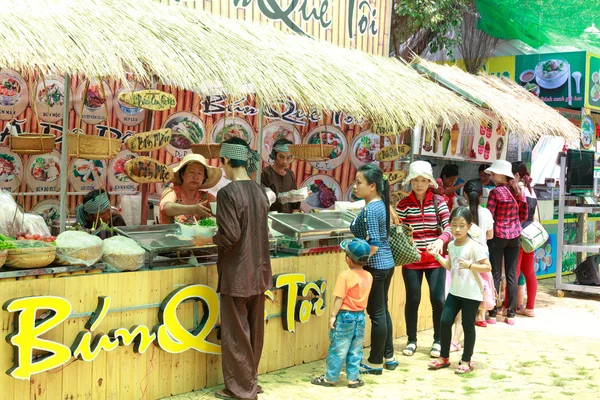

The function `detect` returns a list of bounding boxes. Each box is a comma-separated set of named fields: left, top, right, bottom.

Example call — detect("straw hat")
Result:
left=404, top=160, right=438, bottom=188
left=172, top=154, right=222, bottom=189
left=484, top=160, right=514, bottom=179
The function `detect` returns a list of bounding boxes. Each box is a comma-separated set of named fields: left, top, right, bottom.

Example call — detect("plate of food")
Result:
left=534, top=59, right=569, bottom=89
left=590, top=82, right=600, bottom=103
left=69, top=159, right=107, bottom=192
left=34, top=75, right=72, bottom=123
left=344, top=180, right=360, bottom=202
left=163, top=112, right=205, bottom=157
left=108, top=150, right=139, bottom=191
left=524, top=82, right=540, bottom=97
left=212, top=117, right=255, bottom=148
left=31, top=199, right=67, bottom=227
left=0, top=71, right=23, bottom=106
left=300, top=174, right=342, bottom=212
left=303, top=125, right=348, bottom=170
left=25, top=150, right=62, bottom=192
left=350, top=130, right=392, bottom=168
left=73, top=79, right=113, bottom=124
left=261, top=120, right=301, bottom=163
left=114, top=81, right=146, bottom=126
left=0, top=151, right=22, bottom=185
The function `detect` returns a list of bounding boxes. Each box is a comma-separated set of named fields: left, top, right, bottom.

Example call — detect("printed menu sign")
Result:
left=514, top=51, right=586, bottom=108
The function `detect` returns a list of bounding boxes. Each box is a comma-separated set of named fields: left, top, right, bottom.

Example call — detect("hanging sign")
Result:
left=375, top=144, right=410, bottom=162
left=390, top=190, right=410, bottom=204
left=118, top=90, right=177, bottom=111
left=371, top=124, right=404, bottom=137
left=125, top=156, right=173, bottom=184
left=384, top=170, right=407, bottom=185
left=125, top=129, right=172, bottom=153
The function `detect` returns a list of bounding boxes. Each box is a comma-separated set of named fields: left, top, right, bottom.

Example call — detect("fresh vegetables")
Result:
left=15, top=233, right=56, bottom=243
left=198, top=217, right=217, bottom=227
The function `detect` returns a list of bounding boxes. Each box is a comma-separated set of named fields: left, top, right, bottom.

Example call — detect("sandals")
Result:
left=450, top=341, right=461, bottom=353
left=311, top=374, right=336, bottom=387
left=455, top=360, right=475, bottom=374
left=430, top=342, right=441, bottom=358
left=384, top=358, right=399, bottom=370
left=516, top=307, right=535, bottom=317
left=347, top=379, right=365, bottom=388
left=475, top=320, right=488, bottom=328
left=428, top=357, right=451, bottom=370
left=402, top=342, right=417, bottom=356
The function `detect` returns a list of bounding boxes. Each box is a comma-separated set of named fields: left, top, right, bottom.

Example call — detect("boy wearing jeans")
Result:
left=311, top=238, right=373, bottom=389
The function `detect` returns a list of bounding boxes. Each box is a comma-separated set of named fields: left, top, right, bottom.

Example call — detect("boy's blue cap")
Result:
left=340, top=238, right=370, bottom=264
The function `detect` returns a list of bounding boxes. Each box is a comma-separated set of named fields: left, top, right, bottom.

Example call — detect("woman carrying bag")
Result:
left=396, top=161, right=452, bottom=359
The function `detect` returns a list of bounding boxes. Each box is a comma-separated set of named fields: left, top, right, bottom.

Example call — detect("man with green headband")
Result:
left=261, top=138, right=302, bottom=213
left=75, top=189, right=125, bottom=237
left=213, top=137, right=271, bottom=400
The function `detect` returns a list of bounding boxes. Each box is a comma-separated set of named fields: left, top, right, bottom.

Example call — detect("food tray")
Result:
left=9, top=134, right=56, bottom=155
left=268, top=213, right=336, bottom=240
left=5, top=247, right=56, bottom=269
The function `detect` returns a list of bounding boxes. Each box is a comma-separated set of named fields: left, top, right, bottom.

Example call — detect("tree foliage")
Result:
left=391, top=0, right=471, bottom=60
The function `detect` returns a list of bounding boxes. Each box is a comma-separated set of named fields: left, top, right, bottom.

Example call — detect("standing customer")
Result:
left=349, top=164, right=396, bottom=375
left=214, top=137, right=272, bottom=400
left=484, top=160, right=527, bottom=325
left=434, top=164, right=465, bottom=209
left=396, top=161, right=452, bottom=358
left=502, top=162, right=538, bottom=317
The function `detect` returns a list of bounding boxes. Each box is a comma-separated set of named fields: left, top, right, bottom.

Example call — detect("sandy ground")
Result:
left=164, top=279, right=600, bottom=400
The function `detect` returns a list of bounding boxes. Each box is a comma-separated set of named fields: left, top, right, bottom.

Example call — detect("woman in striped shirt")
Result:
left=396, top=161, right=452, bottom=358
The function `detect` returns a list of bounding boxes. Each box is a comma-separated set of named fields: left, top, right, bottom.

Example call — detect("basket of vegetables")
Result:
left=3, top=238, right=56, bottom=269
left=0, top=250, right=7, bottom=268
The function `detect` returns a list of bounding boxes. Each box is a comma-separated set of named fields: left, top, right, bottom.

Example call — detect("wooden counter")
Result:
left=0, top=252, right=433, bottom=400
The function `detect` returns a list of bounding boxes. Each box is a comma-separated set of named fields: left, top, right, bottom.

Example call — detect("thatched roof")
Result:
left=413, top=57, right=580, bottom=142
left=0, top=0, right=484, bottom=131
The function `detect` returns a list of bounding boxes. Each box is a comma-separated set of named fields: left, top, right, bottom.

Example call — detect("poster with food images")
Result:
left=300, top=174, right=342, bottom=212
left=33, top=74, right=72, bottom=123
left=31, top=199, right=69, bottom=228
left=25, top=149, right=61, bottom=192
left=113, top=81, right=147, bottom=126
left=585, top=53, right=600, bottom=112
left=68, top=158, right=107, bottom=193
left=419, top=113, right=507, bottom=163
left=303, top=125, right=348, bottom=171
left=162, top=111, right=205, bottom=159
left=73, top=79, right=113, bottom=125
left=514, top=51, right=586, bottom=108
left=109, top=150, right=139, bottom=192
left=212, top=116, right=256, bottom=148
left=350, top=130, right=392, bottom=168
left=261, top=120, right=301, bottom=163
left=344, top=180, right=359, bottom=202
left=0, top=69, right=29, bottom=121
left=0, top=147, right=24, bottom=192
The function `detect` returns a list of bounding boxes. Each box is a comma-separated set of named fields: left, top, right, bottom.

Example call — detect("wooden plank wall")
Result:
left=0, top=252, right=433, bottom=400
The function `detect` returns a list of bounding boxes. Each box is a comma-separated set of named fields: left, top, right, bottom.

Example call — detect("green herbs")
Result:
left=197, top=218, right=217, bottom=227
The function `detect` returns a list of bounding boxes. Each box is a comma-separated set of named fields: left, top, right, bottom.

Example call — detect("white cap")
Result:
left=484, top=160, right=514, bottom=179
left=404, top=160, right=438, bottom=188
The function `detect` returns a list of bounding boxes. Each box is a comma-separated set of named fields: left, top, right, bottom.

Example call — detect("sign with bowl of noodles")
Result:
left=73, top=79, right=113, bottom=125
left=68, top=159, right=107, bottom=193
left=303, top=126, right=348, bottom=171
left=25, top=149, right=61, bottom=192
left=34, top=74, right=72, bottom=123
left=0, top=69, right=29, bottom=120
left=350, top=130, right=392, bottom=168
left=113, top=82, right=147, bottom=126
left=261, top=121, right=301, bottom=163
left=31, top=199, right=68, bottom=227
left=162, top=111, right=205, bottom=159
left=300, top=174, right=342, bottom=212
left=211, top=117, right=256, bottom=148
left=0, top=148, right=23, bottom=192
left=109, top=150, right=139, bottom=192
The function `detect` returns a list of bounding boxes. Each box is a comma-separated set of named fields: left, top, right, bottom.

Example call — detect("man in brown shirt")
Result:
left=214, top=137, right=272, bottom=400
left=261, top=138, right=300, bottom=213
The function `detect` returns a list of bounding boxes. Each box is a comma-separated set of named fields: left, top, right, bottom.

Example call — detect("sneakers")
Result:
left=486, top=309, right=497, bottom=325
left=505, top=310, right=516, bottom=325
left=359, top=363, right=383, bottom=375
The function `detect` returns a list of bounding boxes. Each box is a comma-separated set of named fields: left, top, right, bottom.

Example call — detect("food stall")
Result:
left=0, top=1, right=490, bottom=399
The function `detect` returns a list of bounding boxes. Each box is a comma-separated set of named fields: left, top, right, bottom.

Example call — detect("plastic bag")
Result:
left=102, top=236, right=145, bottom=272
left=0, top=190, right=51, bottom=237
left=55, top=231, right=103, bottom=267
left=278, top=187, right=308, bottom=204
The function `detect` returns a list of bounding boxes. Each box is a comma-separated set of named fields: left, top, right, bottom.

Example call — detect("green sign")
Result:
left=586, top=53, right=600, bottom=111
left=514, top=51, right=587, bottom=108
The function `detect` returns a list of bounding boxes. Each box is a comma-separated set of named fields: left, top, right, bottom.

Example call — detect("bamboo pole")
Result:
left=59, top=73, right=71, bottom=233
left=256, top=97, right=264, bottom=185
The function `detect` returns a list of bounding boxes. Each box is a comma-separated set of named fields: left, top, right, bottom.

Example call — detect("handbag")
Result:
left=469, top=246, right=497, bottom=310
left=432, top=195, right=448, bottom=255
left=520, top=201, right=548, bottom=253
left=389, top=223, right=421, bottom=266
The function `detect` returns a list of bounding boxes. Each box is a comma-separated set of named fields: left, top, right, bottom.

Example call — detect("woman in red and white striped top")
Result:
left=395, top=161, right=452, bottom=359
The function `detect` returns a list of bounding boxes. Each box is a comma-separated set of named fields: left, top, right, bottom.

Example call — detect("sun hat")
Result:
left=403, top=160, right=438, bottom=188
left=172, top=154, right=222, bottom=189
left=484, top=160, right=514, bottom=179
left=340, top=238, right=371, bottom=264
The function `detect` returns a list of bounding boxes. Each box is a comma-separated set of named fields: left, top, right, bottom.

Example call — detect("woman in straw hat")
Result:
left=395, top=160, right=452, bottom=359
left=213, top=137, right=271, bottom=400
left=484, top=160, right=528, bottom=326
left=261, top=138, right=302, bottom=213
left=159, top=153, right=222, bottom=224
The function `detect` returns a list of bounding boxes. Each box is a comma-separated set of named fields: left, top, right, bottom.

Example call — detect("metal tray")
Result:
left=115, top=224, right=208, bottom=253
left=268, top=213, right=336, bottom=240
left=311, top=211, right=355, bottom=233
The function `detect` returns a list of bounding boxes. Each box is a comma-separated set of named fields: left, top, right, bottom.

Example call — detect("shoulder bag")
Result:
left=520, top=202, right=548, bottom=253
left=375, top=204, right=420, bottom=267
left=433, top=195, right=449, bottom=255
left=469, top=244, right=497, bottom=310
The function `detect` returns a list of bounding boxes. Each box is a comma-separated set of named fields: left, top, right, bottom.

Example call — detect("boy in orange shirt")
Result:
left=311, top=238, right=374, bottom=389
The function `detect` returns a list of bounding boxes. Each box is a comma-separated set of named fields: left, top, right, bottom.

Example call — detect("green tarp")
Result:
left=476, top=0, right=600, bottom=54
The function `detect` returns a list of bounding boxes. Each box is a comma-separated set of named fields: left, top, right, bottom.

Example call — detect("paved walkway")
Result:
left=164, top=280, right=600, bottom=400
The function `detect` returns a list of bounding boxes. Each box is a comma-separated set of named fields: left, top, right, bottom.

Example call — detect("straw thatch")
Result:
left=0, top=0, right=484, bottom=131
left=414, top=57, right=580, bottom=143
